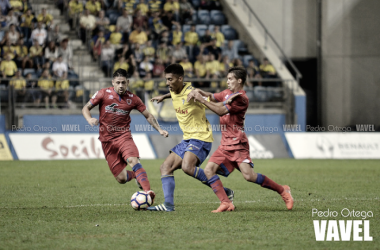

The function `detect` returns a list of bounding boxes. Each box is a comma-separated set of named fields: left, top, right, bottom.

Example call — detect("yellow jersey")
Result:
left=69, top=0, right=83, bottom=15
left=20, top=14, right=34, bottom=28
left=170, top=82, right=213, bottom=142
left=1, top=61, right=17, bottom=76
left=184, top=31, right=198, bottom=46
left=137, top=3, right=149, bottom=15
left=149, top=1, right=161, bottom=13
left=180, top=61, right=193, bottom=72
left=260, top=64, right=276, bottom=74
left=211, top=31, right=225, bottom=48
left=10, top=77, right=26, bottom=89
left=163, top=1, right=179, bottom=12
left=172, top=30, right=182, bottom=45
left=38, top=77, right=54, bottom=90
left=205, top=60, right=220, bottom=75
left=85, top=1, right=101, bottom=15
left=109, top=32, right=122, bottom=44
left=55, top=80, right=69, bottom=90
left=114, top=62, right=129, bottom=72
left=37, top=14, right=53, bottom=26
left=194, top=61, right=206, bottom=77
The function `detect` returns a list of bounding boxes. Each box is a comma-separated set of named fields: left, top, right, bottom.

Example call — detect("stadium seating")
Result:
left=23, top=68, right=37, bottom=78
left=210, top=10, right=226, bottom=25
left=195, top=25, right=208, bottom=37
left=191, top=12, right=197, bottom=24
left=191, top=0, right=201, bottom=9
left=106, top=10, right=121, bottom=25
left=197, top=10, right=210, bottom=25
left=182, top=24, right=191, bottom=34
left=221, top=25, right=237, bottom=40
left=243, top=55, right=258, bottom=67
left=233, top=40, right=249, bottom=55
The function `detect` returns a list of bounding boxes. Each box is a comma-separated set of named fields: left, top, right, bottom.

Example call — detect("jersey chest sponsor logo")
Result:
left=175, top=107, right=188, bottom=114
left=126, top=99, right=132, bottom=105
left=105, top=103, right=129, bottom=115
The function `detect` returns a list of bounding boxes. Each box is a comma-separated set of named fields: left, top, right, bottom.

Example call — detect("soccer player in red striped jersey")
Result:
left=188, top=66, right=294, bottom=213
left=82, top=69, right=169, bottom=203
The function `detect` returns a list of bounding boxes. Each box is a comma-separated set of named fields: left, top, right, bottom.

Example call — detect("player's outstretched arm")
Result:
left=142, top=109, right=169, bottom=137
left=82, top=101, right=99, bottom=126
left=192, top=92, right=242, bottom=117
left=187, top=89, right=216, bottom=102
left=150, top=92, right=171, bottom=103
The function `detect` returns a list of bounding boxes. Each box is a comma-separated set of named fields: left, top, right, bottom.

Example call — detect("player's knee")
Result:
left=116, top=176, right=127, bottom=184
left=160, top=162, right=171, bottom=175
left=181, top=162, right=193, bottom=175
left=204, top=167, right=214, bottom=178
left=127, top=157, right=139, bottom=166
left=242, top=172, right=255, bottom=182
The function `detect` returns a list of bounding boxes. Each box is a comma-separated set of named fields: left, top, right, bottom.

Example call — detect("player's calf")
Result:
left=116, top=170, right=136, bottom=184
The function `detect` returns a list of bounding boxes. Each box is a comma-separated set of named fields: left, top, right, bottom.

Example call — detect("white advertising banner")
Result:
left=285, top=133, right=380, bottom=159
left=9, top=134, right=156, bottom=160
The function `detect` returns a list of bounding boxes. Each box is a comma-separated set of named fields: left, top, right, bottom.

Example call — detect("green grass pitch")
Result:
left=0, top=159, right=379, bottom=249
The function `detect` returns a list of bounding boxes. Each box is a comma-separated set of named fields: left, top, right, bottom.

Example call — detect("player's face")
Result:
left=112, top=76, right=129, bottom=95
left=165, top=73, right=183, bottom=93
left=226, top=73, right=241, bottom=92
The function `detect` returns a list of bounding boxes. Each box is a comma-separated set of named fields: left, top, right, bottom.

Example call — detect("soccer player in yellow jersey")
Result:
left=147, top=64, right=235, bottom=212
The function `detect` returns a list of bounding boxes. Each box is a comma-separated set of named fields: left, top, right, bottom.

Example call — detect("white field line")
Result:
left=0, top=197, right=378, bottom=209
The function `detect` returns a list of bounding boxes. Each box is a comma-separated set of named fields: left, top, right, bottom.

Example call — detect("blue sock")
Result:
left=161, top=175, right=175, bottom=206
left=203, top=170, right=229, bottom=194
left=207, top=175, right=220, bottom=185
left=132, top=163, right=142, bottom=172
left=192, top=167, right=209, bottom=185
left=255, top=173, right=265, bottom=185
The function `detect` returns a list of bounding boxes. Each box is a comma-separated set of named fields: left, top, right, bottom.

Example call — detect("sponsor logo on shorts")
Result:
left=188, top=144, right=200, bottom=150
left=105, top=103, right=129, bottom=115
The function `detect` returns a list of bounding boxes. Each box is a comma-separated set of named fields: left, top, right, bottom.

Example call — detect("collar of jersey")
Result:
left=226, top=89, right=245, bottom=99
left=178, top=82, right=190, bottom=95
left=113, top=88, right=127, bottom=101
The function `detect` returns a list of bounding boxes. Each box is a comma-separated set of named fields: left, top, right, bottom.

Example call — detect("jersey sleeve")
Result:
left=213, top=90, right=226, bottom=102
left=134, top=96, right=147, bottom=113
left=90, top=89, right=105, bottom=107
left=225, top=96, right=248, bottom=113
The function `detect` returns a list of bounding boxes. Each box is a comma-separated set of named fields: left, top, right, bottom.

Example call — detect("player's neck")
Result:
left=174, top=82, right=186, bottom=94
left=231, top=85, right=243, bottom=93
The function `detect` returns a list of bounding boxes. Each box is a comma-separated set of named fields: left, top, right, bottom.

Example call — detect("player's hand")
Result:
left=187, top=90, right=196, bottom=102
left=87, top=118, right=99, bottom=126
left=226, top=93, right=242, bottom=104
left=159, top=130, right=169, bottom=137
left=150, top=96, right=165, bottom=103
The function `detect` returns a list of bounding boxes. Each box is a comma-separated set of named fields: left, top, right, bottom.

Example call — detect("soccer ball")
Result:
left=130, top=191, right=153, bottom=210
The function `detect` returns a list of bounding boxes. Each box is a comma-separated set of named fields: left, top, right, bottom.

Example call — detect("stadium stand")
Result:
left=0, top=0, right=284, bottom=110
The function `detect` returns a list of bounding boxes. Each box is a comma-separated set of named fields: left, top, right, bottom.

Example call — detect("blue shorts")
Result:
left=170, top=139, right=212, bottom=167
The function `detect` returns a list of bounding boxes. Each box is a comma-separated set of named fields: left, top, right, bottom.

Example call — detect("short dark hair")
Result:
left=113, top=68, right=128, bottom=78
left=228, top=66, right=247, bottom=86
left=164, top=64, right=184, bottom=77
